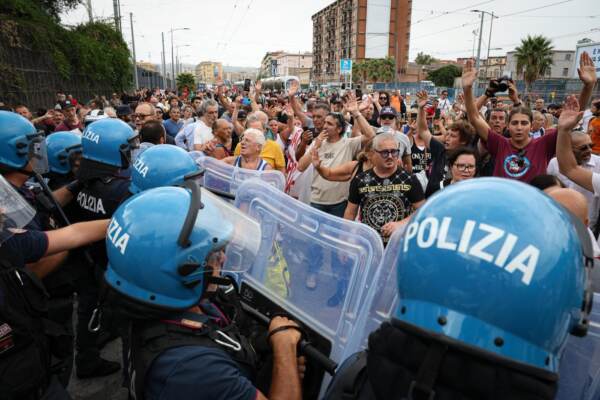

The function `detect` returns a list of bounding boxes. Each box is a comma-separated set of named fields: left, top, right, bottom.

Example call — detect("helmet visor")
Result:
left=29, top=134, right=49, bottom=174
left=0, top=175, right=36, bottom=244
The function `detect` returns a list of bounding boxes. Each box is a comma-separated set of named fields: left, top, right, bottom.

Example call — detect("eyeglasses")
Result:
left=375, top=149, right=400, bottom=158
left=453, top=163, right=476, bottom=172
left=133, top=113, right=153, bottom=119
left=577, top=143, right=594, bottom=151
left=380, top=97, right=388, bottom=100
left=380, top=115, right=395, bottom=120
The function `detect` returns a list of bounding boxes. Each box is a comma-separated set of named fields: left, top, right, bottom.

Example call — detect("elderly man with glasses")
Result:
left=344, top=132, right=425, bottom=244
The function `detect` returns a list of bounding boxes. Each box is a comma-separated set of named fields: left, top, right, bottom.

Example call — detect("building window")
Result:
left=563, top=68, right=569, bottom=77
left=565, top=53, right=571, bottom=61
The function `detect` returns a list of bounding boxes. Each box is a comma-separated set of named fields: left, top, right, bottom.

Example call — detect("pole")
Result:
left=85, top=0, right=93, bottom=22
left=394, top=1, right=399, bottom=87
left=117, top=0, right=122, bottom=33
left=130, top=13, right=138, bottom=90
left=171, top=29, right=175, bottom=86
left=485, top=12, right=496, bottom=80
left=161, top=32, right=167, bottom=89
left=475, top=11, right=485, bottom=73
left=112, top=0, right=120, bottom=34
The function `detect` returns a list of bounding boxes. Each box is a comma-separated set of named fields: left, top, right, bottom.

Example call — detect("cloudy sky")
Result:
left=61, top=0, right=599, bottom=68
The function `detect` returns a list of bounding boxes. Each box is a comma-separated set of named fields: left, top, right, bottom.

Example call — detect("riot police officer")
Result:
left=128, top=143, right=199, bottom=194
left=69, top=118, right=138, bottom=378
left=0, top=175, right=110, bottom=400
left=103, top=183, right=303, bottom=400
left=0, top=111, right=85, bottom=386
left=45, top=131, right=82, bottom=190
left=324, top=178, right=593, bottom=400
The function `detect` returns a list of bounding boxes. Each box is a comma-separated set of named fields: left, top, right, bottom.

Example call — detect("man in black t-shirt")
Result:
left=344, top=133, right=425, bottom=243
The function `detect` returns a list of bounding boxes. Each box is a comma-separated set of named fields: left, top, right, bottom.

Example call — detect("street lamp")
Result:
left=170, top=27, right=190, bottom=82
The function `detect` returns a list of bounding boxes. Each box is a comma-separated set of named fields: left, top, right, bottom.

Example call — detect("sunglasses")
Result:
left=380, top=115, right=395, bottom=120
left=133, top=113, right=153, bottom=119
left=375, top=149, right=400, bottom=158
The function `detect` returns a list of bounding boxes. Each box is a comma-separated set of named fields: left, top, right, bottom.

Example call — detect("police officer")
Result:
left=129, top=143, right=199, bottom=194
left=0, top=175, right=109, bottom=399
left=104, top=183, right=303, bottom=400
left=69, top=118, right=138, bottom=378
left=0, top=111, right=86, bottom=386
left=324, top=178, right=592, bottom=400
left=45, top=131, right=82, bottom=190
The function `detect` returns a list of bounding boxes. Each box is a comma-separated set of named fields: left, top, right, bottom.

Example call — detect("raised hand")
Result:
left=508, top=80, right=519, bottom=104
left=461, top=59, right=478, bottom=89
left=416, top=90, right=428, bottom=109
left=578, top=51, right=597, bottom=86
left=344, top=91, right=359, bottom=114
left=288, top=80, right=299, bottom=97
left=255, top=80, right=262, bottom=93
left=371, top=92, right=380, bottom=103
left=558, top=95, right=584, bottom=131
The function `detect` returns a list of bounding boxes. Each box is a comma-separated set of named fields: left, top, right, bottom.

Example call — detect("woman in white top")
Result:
left=222, top=128, right=272, bottom=171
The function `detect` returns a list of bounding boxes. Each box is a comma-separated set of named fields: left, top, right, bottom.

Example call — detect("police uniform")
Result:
left=68, top=170, right=130, bottom=374
left=131, top=301, right=259, bottom=400
left=0, top=230, right=71, bottom=400
left=14, top=182, right=76, bottom=387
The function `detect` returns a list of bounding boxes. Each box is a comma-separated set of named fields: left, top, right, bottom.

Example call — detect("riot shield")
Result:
left=198, top=157, right=285, bottom=199
left=232, top=179, right=384, bottom=397
left=556, top=293, right=600, bottom=400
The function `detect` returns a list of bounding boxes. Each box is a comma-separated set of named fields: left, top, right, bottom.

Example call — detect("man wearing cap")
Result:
left=377, top=106, right=412, bottom=172
left=54, top=101, right=83, bottom=133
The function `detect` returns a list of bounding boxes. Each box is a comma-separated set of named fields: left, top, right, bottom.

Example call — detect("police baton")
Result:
left=239, top=301, right=338, bottom=375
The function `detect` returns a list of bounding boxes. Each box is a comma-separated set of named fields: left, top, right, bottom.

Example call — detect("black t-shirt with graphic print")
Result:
left=348, top=168, right=424, bottom=243
left=411, top=142, right=432, bottom=174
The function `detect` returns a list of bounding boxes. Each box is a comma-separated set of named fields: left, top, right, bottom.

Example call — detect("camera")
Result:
left=490, top=76, right=511, bottom=93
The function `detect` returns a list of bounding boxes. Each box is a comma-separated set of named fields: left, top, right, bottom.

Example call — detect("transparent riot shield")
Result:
left=198, top=156, right=285, bottom=199
left=233, top=179, right=384, bottom=396
left=556, top=293, right=600, bottom=400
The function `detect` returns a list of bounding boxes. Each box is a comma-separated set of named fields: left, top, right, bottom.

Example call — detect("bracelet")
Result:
left=268, top=325, right=304, bottom=341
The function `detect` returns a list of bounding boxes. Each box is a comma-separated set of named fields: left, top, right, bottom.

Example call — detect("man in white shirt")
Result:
left=548, top=130, right=600, bottom=228
left=192, top=99, right=219, bottom=152
left=437, top=90, right=452, bottom=114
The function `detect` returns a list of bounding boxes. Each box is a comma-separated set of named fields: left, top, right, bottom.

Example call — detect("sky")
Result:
left=60, top=0, right=600, bottom=68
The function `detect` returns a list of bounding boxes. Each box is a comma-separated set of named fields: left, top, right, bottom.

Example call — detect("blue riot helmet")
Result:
left=129, top=144, right=198, bottom=194
left=394, top=178, right=591, bottom=373
left=105, top=181, right=261, bottom=310
left=81, top=118, right=139, bottom=168
left=0, top=110, right=47, bottom=173
left=46, top=131, right=82, bottom=175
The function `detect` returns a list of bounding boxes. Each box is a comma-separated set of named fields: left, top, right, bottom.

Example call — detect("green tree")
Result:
left=35, top=0, right=82, bottom=19
left=427, top=65, right=462, bottom=87
left=514, top=35, right=554, bottom=95
left=415, top=52, right=437, bottom=66
left=176, top=72, right=196, bottom=91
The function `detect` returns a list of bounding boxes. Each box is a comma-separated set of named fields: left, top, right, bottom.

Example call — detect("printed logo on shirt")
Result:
left=0, top=323, right=14, bottom=354
left=503, top=153, right=531, bottom=178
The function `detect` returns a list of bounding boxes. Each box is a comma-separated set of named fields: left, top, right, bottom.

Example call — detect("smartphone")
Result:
left=355, top=88, right=363, bottom=99
left=434, top=108, right=441, bottom=119
left=243, top=78, right=251, bottom=92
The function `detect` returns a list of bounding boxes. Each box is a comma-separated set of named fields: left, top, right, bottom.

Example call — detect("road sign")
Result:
left=340, top=59, right=352, bottom=75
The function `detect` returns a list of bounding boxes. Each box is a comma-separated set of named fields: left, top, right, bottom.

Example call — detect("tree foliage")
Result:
left=176, top=73, right=196, bottom=91
left=415, top=52, right=437, bottom=65
left=514, top=35, right=554, bottom=94
left=352, top=57, right=396, bottom=84
left=427, top=65, right=462, bottom=87
left=35, top=0, right=82, bottom=20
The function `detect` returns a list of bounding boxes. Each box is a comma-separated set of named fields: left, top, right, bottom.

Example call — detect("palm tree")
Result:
left=514, top=35, right=554, bottom=97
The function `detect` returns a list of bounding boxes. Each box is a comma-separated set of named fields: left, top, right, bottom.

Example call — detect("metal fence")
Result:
left=137, top=67, right=173, bottom=90
left=0, top=39, right=120, bottom=110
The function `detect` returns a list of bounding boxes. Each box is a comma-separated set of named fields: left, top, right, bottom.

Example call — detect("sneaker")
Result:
left=305, top=273, right=318, bottom=290
left=76, top=358, right=121, bottom=379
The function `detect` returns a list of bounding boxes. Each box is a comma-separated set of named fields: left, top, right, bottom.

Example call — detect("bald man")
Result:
left=548, top=188, right=600, bottom=291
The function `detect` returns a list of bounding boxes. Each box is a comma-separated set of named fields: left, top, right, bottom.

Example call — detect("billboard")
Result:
left=573, top=41, right=600, bottom=78
left=365, top=0, right=391, bottom=59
